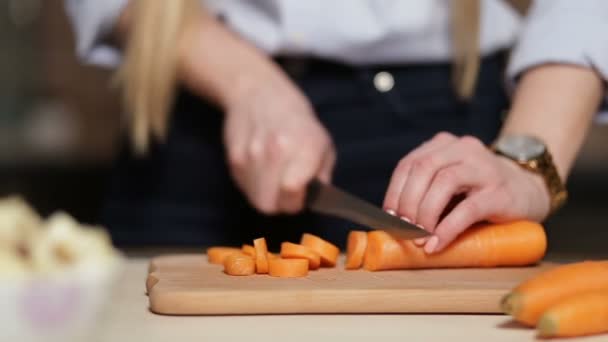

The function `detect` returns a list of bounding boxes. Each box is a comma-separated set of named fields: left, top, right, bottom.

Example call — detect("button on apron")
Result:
left=373, top=71, right=394, bottom=92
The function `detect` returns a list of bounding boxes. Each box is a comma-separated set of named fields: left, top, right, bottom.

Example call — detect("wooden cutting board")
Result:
left=146, top=254, right=555, bottom=315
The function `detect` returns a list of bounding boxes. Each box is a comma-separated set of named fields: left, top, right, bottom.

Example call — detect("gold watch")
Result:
left=491, top=134, right=568, bottom=215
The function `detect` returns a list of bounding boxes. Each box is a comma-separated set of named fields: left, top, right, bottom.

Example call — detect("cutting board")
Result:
left=146, top=254, right=555, bottom=315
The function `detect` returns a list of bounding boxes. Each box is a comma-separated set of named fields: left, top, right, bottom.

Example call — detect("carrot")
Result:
left=207, top=246, right=241, bottom=265
left=268, top=258, right=309, bottom=278
left=253, top=237, right=269, bottom=274
left=267, top=252, right=279, bottom=259
left=502, top=260, right=608, bottom=326
left=345, top=231, right=367, bottom=270
left=242, top=244, right=256, bottom=257
left=363, top=221, right=547, bottom=271
left=537, top=290, right=608, bottom=338
left=280, top=242, right=321, bottom=270
left=300, top=233, right=340, bottom=267
left=223, top=253, right=255, bottom=276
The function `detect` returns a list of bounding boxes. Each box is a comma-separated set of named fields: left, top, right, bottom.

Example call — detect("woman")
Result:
left=64, top=0, right=607, bottom=251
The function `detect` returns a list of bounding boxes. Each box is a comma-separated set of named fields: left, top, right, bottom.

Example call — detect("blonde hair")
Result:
left=116, top=0, right=531, bottom=154
left=115, top=0, right=200, bottom=154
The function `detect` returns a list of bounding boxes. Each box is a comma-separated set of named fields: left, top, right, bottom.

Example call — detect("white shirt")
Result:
left=64, top=0, right=608, bottom=91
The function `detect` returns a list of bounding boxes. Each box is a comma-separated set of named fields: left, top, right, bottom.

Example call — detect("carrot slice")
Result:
left=364, top=220, right=547, bottom=271
left=345, top=231, right=367, bottom=270
left=280, top=242, right=321, bottom=270
left=253, top=237, right=269, bottom=274
left=537, top=290, right=608, bottom=338
left=223, top=253, right=255, bottom=276
left=268, top=258, right=309, bottom=278
left=300, top=233, right=340, bottom=267
left=267, top=252, right=279, bottom=259
left=242, top=244, right=256, bottom=257
left=502, top=260, right=608, bottom=326
left=207, top=247, right=241, bottom=265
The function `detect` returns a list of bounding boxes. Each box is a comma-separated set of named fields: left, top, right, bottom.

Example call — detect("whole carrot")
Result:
left=538, top=290, right=608, bottom=338
left=363, top=220, right=546, bottom=271
left=502, top=260, right=608, bottom=326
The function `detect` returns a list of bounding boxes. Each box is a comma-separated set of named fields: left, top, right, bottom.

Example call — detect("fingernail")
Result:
left=400, top=216, right=411, bottom=223
left=385, top=209, right=396, bottom=216
left=424, top=236, right=439, bottom=254
left=414, top=237, right=427, bottom=246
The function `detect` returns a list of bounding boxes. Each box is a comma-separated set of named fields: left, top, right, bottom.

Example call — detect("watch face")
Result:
left=495, top=135, right=546, bottom=161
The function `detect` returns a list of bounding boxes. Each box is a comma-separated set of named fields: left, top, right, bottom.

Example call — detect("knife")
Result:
left=305, top=179, right=430, bottom=240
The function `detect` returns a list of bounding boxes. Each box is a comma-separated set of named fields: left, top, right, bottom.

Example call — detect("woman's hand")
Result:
left=383, top=132, right=551, bottom=254
left=223, top=80, right=336, bottom=215
left=168, top=11, right=336, bottom=215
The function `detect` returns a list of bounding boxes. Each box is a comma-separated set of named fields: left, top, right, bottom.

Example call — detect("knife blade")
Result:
left=305, top=179, right=430, bottom=240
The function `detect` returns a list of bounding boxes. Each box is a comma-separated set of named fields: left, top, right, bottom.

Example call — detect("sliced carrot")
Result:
left=268, top=258, right=309, bottom=278
left=502, top=260, right=608, bottom=326
left=345, top=231, right=367, bottom=270
left=267, top=252, right=279, bottom=259
left=300, top=233, right=340, bottom=267
left=537, top=290, right=608, bottom=338
left=364, top=221, right=547, bottom=271
left=207, top=246, right=241, bottom=265
left=253, top=237, right=269, bottom=274
left=223, top=253, right=255, bottom=276
left=242, top=244, right=256, bottom=257
left=280, top=242, right=321, bottom=270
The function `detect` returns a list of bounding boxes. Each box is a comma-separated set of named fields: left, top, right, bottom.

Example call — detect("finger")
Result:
left=317, top=146, right=336, bottom=184
left=416, top=164, right=481, bottom=232
left=413, top=237, right=429, bottom=246
left=224, top=115, right=252, bottom=176
left=426, top=190, right=498, bottom=253
left=278, top=140, right=327, bottom=213
left=383, top=132, right=457, bottom=213
left=396, top=142, right=470, bottom=226
left=248, top=132, right=283, bottom=214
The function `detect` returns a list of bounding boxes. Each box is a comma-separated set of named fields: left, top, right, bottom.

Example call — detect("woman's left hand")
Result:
left=383, top=132, right=551, bottom=254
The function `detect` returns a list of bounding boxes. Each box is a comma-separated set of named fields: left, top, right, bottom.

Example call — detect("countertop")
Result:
left=95, top=257, right=607, bottom=342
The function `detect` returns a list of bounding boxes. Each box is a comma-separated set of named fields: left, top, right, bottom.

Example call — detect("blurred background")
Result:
left=2, top=0, right=607, bottom=256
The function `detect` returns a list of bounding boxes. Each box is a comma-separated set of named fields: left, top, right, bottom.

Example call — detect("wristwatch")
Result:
left=491, top=134, right=568, bottom=215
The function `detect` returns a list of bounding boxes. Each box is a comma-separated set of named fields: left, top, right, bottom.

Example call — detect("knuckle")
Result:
left=228, top=149, right=246, bottom=168
left=248, top=139, right=264, bottom=159
left=433, top=131, right=455, bottom=142
left=413, top=156, right=437, bottom=172
left=461, top=199, right=480, bottom=217
left=460, top=135, right=484, bottom=150
left=436, top=168, right=458, bottom=185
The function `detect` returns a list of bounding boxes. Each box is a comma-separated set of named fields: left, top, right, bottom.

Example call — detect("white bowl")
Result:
left=0, top=255, right=124, bottom=342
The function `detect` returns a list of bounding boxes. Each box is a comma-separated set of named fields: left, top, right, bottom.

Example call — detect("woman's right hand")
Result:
left=223, top=78, right=336, bottom=215
left=171, top=9, right=336, bottom=214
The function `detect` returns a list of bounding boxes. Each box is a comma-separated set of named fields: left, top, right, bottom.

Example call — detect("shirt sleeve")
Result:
left=64, top=0, right=129, bottom=68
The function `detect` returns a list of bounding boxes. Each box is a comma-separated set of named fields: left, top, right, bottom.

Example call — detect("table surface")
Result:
left=96, top=257, right=608, bottom=342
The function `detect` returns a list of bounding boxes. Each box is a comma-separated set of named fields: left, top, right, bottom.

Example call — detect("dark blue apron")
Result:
left=102, top=52, right=508, bottom=249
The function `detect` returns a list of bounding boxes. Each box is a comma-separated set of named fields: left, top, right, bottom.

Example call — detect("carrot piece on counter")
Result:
left=223, top=253, right=255, bottom=276
left=363, top=220, right=547, bottom=272
left=501, top=260, right=608, bottom=326
left=242, top=244, right=256, bottom=257
left=268, top=258, right=309, bottom=278
left=300, top=233, right=340, bottom=267
left=253, top=237, right=269, bottom=274
left=345, top=231, right=367, bottom=270
left=207, top=247, right=241, bottom=265
left=537, top=290, right=608, bottom=338
left=280, top=242, right=321, bottom=270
